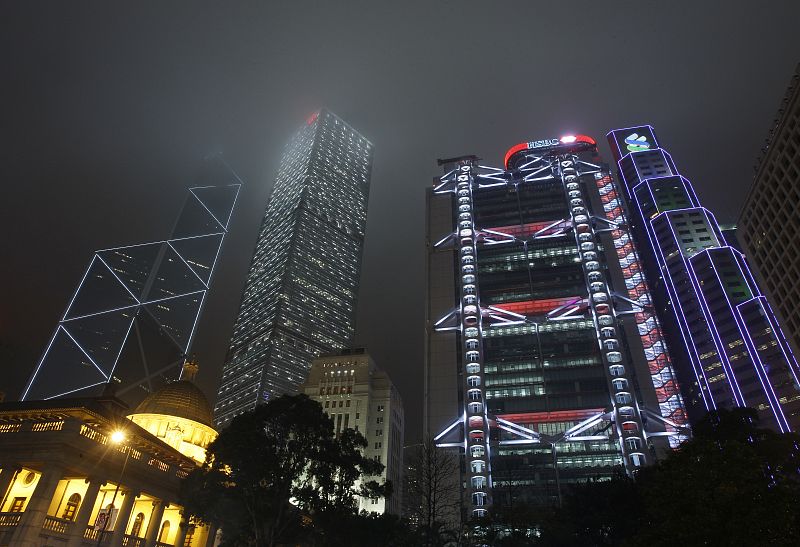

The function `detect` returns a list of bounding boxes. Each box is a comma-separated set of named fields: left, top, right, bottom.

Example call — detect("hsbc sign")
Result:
left=527, top=139, right=560, bottom=149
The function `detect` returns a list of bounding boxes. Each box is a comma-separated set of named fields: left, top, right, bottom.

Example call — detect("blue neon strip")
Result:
left=701, top=250, right=789, bottom=431
left=663, top=215, right=746, bottom=406
left=627, top=178, right=715, bottom=410
left=614, top=132, right=800, bottom=431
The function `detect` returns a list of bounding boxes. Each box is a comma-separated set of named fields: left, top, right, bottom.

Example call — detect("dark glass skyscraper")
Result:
left=425, top=136, right=687, bottom=519
left=22, top=160, right=240, bottom=403
left=215, top=110, right=372, bottom=427
left=608, top=125, right=800, bottom=432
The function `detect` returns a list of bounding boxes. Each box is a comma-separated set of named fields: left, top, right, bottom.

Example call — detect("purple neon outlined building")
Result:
left=607, top=126, right=800, bottom=432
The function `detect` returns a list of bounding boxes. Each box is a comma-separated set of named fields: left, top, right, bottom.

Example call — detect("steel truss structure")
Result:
left=23, top=171, right=240, bottom=402
left=432, top=137, right=688, bottom=517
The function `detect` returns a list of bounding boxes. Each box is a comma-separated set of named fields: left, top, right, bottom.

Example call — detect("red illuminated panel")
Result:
left=493, top=297, right=581, bottom=316
left=503, top=142, right=531, bottom=169
left=504, top=135, right=598, bottom=169
left=496, top=408, right=604, bottom=425
left=488, top=221, right=561, bottom=239
left=571, top=134, right=597, bottom=146
left=306, top=111, right=319, bottom=125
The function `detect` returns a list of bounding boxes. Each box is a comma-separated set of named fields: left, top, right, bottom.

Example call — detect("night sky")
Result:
left=2, top=2, right=798, bottom=442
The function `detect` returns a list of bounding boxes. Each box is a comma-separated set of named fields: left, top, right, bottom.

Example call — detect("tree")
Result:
left=312, top=511, right=419, bottom=547
left=180, top=394, right=387, bottom=547
left=631, top=408, right=800, bottom=546
left=403, top=438, right=462, bottom=546
left=536, top=470, right=641, bottom=547
left=537, top=408, right=800, bottom=546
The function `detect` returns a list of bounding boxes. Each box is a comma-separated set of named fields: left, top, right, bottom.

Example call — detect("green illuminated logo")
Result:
left=625, top=133, right=651, bottom=152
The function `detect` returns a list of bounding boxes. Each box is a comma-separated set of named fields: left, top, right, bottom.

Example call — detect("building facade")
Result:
left=300, top=349, right=403, bottom=515
left=22, top=161, right=240, bottom=406
left=425, top=137, right=687, bottom=519
left=0, top=363, right=218, bottom=547
left=608, top=125, right=800, bottom=432
left=739, top=64, right=800, bottom=359
left=215, top=110, right=373, bottom=427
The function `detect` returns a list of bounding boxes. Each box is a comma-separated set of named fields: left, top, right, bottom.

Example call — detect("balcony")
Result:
left=42, top=514, right=73, bottom=535
left=0, top=513, right=22, bottom=528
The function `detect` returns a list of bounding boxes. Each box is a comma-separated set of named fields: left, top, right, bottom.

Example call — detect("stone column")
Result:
left=203, top=523, right=219, bottom=547
left=0, top=464, right=21, bottom=509
left=9, top=465, right=63, bottom=547
left=143, top=499, right=166, bottom=547
left=173, top=513, right=189, bottom=547
left=109, top=489, right=136, bottom=547
left=65, top=478, right=103, bottom=547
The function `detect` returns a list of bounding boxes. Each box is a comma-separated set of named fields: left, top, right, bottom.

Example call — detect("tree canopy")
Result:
left=536, top=408, right=800, bottom=546
left=180, top=394, right=388, bottom=546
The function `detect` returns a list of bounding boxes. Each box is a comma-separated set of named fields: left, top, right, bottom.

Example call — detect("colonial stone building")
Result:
left=300, top=348, right=404, bottom=515
left=0, top=363, right=218, bottom=547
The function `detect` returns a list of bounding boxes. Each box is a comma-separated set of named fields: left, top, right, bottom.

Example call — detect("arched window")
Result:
left=158, top=521, right=171, bottom=542
left=130, top=512, right=145, bottom=537
left=61, top=493, right=81, bottom=521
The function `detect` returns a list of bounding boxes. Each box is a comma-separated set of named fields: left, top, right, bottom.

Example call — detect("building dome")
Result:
left=127, top=360, right=217, bottom=465
left=133, top=379, right=214, bottom=428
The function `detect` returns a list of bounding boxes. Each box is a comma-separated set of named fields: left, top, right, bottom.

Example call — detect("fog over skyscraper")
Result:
left=215, top=110, right=372, bottom=427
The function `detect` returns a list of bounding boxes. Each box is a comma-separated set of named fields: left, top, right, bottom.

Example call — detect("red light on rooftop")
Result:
left=503, top=142, right=531, bottom=169
left=573, top=134, right=597, bottom=146
left=504, top=135, right=598, bottom=169
left=306, top=111, right=319, bottom=125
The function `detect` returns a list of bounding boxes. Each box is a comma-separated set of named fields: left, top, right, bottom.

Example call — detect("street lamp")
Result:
left=110, top=430, right=125, bottom=444
left=96, top=429, right=131, bottom=546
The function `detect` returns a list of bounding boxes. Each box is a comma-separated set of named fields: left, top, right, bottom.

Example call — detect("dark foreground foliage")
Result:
left=182, top=402, right=800, bottom=546
left=534, top=408, right=800, bottom=546
left=180, top=394, right=393, bottom=546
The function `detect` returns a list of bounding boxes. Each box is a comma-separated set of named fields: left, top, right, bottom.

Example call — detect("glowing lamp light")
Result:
left=560, top=135, right=577, bottom=143
left=110, top=430, right=126, bottom=444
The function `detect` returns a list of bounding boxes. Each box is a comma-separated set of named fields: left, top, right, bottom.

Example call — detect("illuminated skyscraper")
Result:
left=425, top=136, right=687, bottom=518
left=215, top=110, right=372, bottom=427
left=740, top=64, right=800, bottom=360
left=22, top=160, right=241, bottom=402
left=608, top=125, right=800, bottom=431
